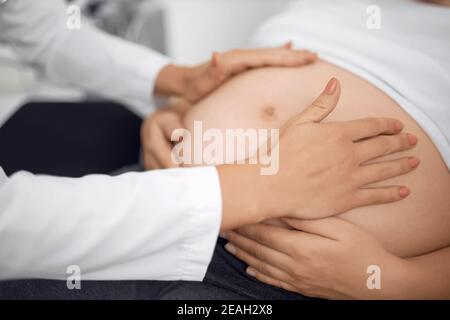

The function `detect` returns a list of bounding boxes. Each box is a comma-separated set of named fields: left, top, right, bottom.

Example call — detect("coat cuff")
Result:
left=133, top=49, right=170, bottom=105
left=179, top=166, right=223, bottom=281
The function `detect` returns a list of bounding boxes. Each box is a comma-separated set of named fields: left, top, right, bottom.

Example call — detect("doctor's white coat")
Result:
left=0, top=0, right=222, bottom=281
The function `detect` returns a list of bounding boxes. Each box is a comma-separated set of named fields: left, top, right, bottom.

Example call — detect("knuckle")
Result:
left=349, top=191, right=363, bottom=207
left=334, top=128, right=347, bottom=141
left=311, top=97, right=330, bottom=112
left=400, top=158, right=411, bottom=172
left=196, top=79, right=210, bottom=93
left=377, top=188, right=397, bottom=203
left=384, top=118, right=396, bottom=132
left=292, top=265, right=309, bottom=281
left=292, top=266, right=304, bottom=280
left=233, top=247, right=243, bottom=260
left=349, top=170, right=361, bottom=186
left=374, top=190, right=388, bottom=203
left=257, top=261, right=269, bottom=274
left=389, top=159, right=409, bottom=176
left=392, top=134, right=408, bottom=152
left=278, top=281, right=292, bottom=292
left=346, top=153, right=357, bottom=166
left=400, top=133, right=411, bottom=149
left=226, top=231, right=237, bottom=242
left=353, top=192, right=367, bottom=208
left=284, top=261, right=298, bottom=276
left=384, top=117, right=398, bottom=132
left=367, top=117, right=382, bottom=135
left=365, top=192, right=381, bottom=205
left=376, top=163, right=392, bottom=179
left=380, top=136, right=394, bottom=154
left=252, top=230, right=267, bottom=244
left=291, top=245, right=304, bottom=259
left=298, top=245, right=314, bottom=259
left=326, top=124, right=346, bottom=140
left=386, top=188, right=399, bottom=202
left=253, top=245, right=263, bottom=260
left=387, top=136, right=400, bottom=153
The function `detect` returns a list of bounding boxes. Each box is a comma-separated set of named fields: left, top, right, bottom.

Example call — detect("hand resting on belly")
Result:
left=181, top=61, right=450, bottom=258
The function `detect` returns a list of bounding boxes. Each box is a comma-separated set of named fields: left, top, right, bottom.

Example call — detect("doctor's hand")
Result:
left=141, top=107, right=184, bottom=170
left=217, top=78, right=419, bottom=229
left=155, top=43, right=317, bottom=103
left=223, top=218, right=409, bottom=299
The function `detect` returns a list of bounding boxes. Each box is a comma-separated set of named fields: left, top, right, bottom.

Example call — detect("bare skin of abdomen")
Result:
left=183, top=60, right=450, bottom=258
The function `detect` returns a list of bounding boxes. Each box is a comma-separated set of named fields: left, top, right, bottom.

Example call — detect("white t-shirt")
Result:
left=252, top=0, right=450, bottom=168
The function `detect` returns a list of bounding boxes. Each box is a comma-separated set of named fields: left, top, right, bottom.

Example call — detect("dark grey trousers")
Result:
left=0, top=238, right=306, bottom=300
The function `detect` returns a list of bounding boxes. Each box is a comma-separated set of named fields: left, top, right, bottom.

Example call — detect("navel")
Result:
left=261, top=105, right=276, bottom=120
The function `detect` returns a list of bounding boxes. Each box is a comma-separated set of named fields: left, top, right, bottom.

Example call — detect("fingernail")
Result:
left=246, top=267, right=257, bottom=277
left=220, top=232, right=227, bottom=240
left=399, top=187, right=410, bottom=198
left=408, top=157, right=420, bottom=168
left=325, top=77, right=337, bottom=94
left=224, top=243, right=236, bottom=255
left=407, top=133, right=418, bottom=145
left=394, top=120, right=404, bottom=132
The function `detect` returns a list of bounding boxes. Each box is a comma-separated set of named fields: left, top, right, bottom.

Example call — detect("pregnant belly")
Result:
left=183, top=60, right=450, bottom=257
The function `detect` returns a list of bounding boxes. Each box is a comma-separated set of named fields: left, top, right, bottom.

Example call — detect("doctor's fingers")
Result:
left=340, top=117, right=404, bottom=142
left=159, top=112, right=185, bottom=143
left=214, top=47, right=317, bottom=76
left=145, top=119, right=179, bottom=169
left=143, top=153, right=161, bottom=170
left=354, top=133, right=418, bottom=163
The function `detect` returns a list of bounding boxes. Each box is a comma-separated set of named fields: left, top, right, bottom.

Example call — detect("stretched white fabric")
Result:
left=252, top=0, right=450, bottom=168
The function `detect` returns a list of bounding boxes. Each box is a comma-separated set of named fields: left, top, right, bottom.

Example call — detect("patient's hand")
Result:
left=154, top=43, right=317, bottom=103
left=223, top=218, right=410, bottom=299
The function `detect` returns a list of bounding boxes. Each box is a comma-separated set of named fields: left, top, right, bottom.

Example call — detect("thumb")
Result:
left=296, top=77, right=341, bottom=124
left=282, top=217, right=347, bottom=240
left=161, top=112, right=185, bottom=143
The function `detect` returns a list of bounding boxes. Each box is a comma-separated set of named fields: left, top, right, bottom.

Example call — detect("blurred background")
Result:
left=0, top=0, right=290, bottom=113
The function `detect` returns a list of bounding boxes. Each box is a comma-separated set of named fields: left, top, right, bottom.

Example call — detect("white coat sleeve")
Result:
left=0, top=166, right=222, bottom=280
left=0, top=0, right=169, bottom=107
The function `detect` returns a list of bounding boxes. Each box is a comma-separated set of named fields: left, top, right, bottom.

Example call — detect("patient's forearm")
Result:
left=399, top=247, right=450, bottom=299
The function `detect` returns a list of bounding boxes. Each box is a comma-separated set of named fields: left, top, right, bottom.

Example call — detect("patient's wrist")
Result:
left=382, top=258, right=421, bottom=299
left=359, top=256, right=418, bottom=299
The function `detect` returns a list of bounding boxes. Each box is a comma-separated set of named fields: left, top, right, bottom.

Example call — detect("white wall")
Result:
left=160, top=0, right=290, bottom=64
